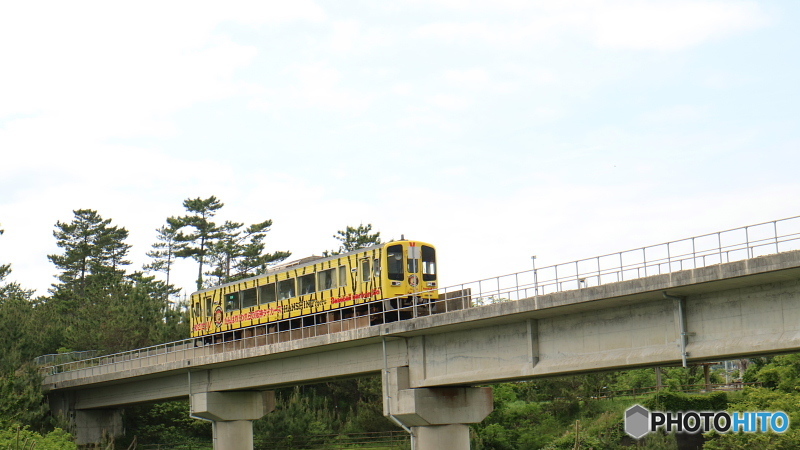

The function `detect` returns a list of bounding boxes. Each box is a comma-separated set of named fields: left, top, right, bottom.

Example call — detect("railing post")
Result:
left=667, top=242, right=671, bottom=272
left=642, top=248, right=647, bottom=277
left=596, top=256, right=601, bottom=286
left=554, top=265, right=559, bottom=292
left=745, top=226, right=751, bottom=258
left=774, top=220, right=780, bottom=253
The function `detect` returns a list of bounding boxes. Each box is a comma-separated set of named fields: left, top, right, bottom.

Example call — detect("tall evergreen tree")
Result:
left=172, top=197, right=225, bottom=291
left=47, top=209, right=131, bottom=295
left=331, top=224, right=382, bottom=254
left=43, top=210, right=184, bottom=353
left=206, top=219, right=290, bottom=284
left=143, top=218, right=184, bottom=290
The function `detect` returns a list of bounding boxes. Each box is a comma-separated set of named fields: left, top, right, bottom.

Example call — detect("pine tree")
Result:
left=47, top=209, right=131, bottom=295
left=206, top=220, right=291, bottom=284
left=172, top=197, right=291, bottom=288
left=331, top=224, right=382, bottom=254
left=172, top=197, right=225, bottom=291
left=143, top=218, right=184, bottom=290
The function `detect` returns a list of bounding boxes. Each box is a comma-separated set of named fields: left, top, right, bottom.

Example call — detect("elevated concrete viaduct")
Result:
left=44, top=250, right=800, bottom=449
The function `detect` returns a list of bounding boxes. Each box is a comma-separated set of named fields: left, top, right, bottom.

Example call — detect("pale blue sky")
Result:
left=1, top=0, right=799, bottom=297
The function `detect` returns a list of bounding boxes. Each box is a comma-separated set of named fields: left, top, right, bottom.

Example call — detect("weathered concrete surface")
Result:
left=44, top=250, right=800, bottom=405
left=382, top=366, right=493, bottom=450
left=191, top=391, right=275, bottom=450
left=74, top=409, right=123, bottom=445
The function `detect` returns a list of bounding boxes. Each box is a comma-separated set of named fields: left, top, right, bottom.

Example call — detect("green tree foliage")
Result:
left=0, top=426, right=76, bottom=450
left=0, top=366, right=49, bottom=431
left=172, top=196, right=225, bottom=290
left=325, top=223, right=382, bottom=256
left=744, top=354, right=800, bottom=392
left=122, top=401, right=211, bottom=446
left=47, top=209, right=131, bottom=295
left=0, top=227, right=40, bottom=373
left=44, top=210, right=187, bottom=353
left=206, top=219, right=290, bottom=285
left=171, top=196, right=290, bottom=288
left=143, top=218, right=184, bottom=290
left=0, top=226, right=52, bottom=433
left=703, top=387, right=800, bottom=449
left=254, top=387, right=338, bottom=447
left=0, top=286, right=40, bottom=373
left=334, top=223, right=381, bottom=253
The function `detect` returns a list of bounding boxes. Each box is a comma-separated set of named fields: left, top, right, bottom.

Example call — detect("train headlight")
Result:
left=427, top=282, right=436, bottom=287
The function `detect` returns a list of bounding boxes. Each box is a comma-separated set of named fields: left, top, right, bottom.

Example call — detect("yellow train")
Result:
left=190, top=240, right=438, bottom=342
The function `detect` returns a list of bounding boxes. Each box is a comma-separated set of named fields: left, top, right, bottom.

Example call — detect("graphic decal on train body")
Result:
left=213, top=306, right=224, bottom=328
left=331, top=289, right=382, bottom=304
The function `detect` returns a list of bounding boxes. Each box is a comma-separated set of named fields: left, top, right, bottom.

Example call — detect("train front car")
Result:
left=377, top=240, right=438, bottom=322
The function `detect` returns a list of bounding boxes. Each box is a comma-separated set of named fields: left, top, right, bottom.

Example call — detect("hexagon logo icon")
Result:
left=625, top=404, right=650, bottom=439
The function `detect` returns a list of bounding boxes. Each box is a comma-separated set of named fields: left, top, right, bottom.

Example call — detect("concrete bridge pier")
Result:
left=384, top=367, right=493, bottom=449
left=48, top=392, right=125, bottom=445
left=75, top=408, right=124, bottom=445
left=190, top=390, right=275, bottom=450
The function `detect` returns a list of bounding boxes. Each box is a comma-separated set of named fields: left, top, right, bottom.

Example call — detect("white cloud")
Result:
left=639, top=104, right=710, bottom=124
left=257, top=63, right=375, bottom=113
left=591, top=1, right=769, bottom=51
left=410, top=1, right=768, bottom=51
left=443, top=68, right=490, bottom=86
left=430, top=94, right=472, bottom=111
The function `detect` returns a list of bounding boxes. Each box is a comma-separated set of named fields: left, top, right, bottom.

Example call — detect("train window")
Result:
left=259, top=283, right=276, bottom=304
left=193, top=300, right=202, bottom=318
left=361, top=259, right=371, bottom=282
left=318, top=268, right=336, bottom=290
left=407, top=244, right=420, bottom=274
left=242, top=288, right=257, bottom=308
left=300, top=273, right=316, bottom=294
left=278, top=279, right=296, bottom=300
left=422, top=246, right=436, bottom=281
left=225, top=292, right=240, bottom=311
left=387, top=245, right=403, bottom=281
left=338, top=266, right=347, bottom=287
left=204, top=296, right=213, bottom=316
left=374, top=258, right=381, bottom=278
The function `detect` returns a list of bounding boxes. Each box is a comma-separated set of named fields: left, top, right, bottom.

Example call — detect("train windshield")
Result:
left=387, top=245, right=404, bottom=281
left=422, top=245, right=436, bottom=281
left=408, top=244, right=420, bottom=274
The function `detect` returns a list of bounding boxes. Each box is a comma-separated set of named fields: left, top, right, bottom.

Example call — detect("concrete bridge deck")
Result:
left=45, top=249, right=800, bottom=405
left=41, top=216, right=800, bottom=448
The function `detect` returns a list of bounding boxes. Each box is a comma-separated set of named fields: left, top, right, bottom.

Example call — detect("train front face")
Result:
left=380, top=240, right=438, bottom=310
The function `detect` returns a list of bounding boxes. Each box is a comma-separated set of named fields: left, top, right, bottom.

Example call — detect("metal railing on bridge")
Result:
left=40, top=215, right=800, bottom=377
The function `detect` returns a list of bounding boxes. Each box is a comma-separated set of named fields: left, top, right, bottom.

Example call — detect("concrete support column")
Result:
left=74, top=408, right=124, bottom=445
left=383, top=367, right=493, bottom=450
left=191, top=391, right=275, bottom=450
left=414, top=424, right=471, bottom=449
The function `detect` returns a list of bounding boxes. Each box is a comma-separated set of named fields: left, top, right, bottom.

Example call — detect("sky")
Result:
left=2, top=0, right=799, bottom=299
